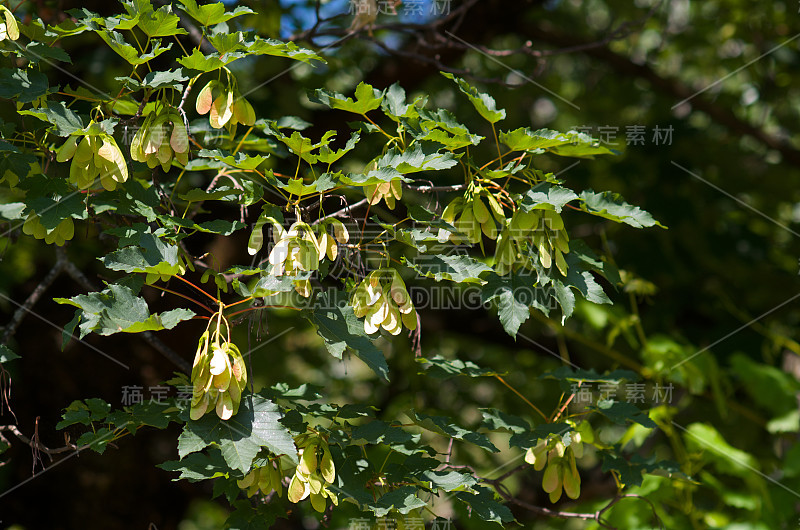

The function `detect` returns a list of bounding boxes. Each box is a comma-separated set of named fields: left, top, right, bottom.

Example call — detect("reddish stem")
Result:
left=173, top=275, right=220, bottom=304
left=226, top=305, right=301, bottom=319
left=147, top=285, right=216, bottom=315
left=224, top=297, right=254, bottom=310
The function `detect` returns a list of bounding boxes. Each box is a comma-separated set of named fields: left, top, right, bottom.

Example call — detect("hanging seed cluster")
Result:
left=268, top=218, right=349, bottom=297
left=195, top=79, right=255, bottom=130
left=130, top=107, right=190, bottom=171
left=22, top=212, right=74, bottom=246
left=287, top=434, right=338, bottom=513
left=316, top=218, right=349, bottom=262
left=525, top=421, right=593, bottom=503
left=57, top=130, right=129, bottom=191
left=364, top=179, right=403, bottom=209
left=439, top=185, right=506, bottom=244
left=190, top=330, right=247, bottom=421
left=351, top=269, right=417, bottom=335
left=237, top=459, right=284, bottom=498
left=495, top=208, right=570, bottom=276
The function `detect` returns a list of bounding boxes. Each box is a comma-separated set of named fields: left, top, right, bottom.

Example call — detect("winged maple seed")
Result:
left=237, top=458, right=285, bottom=498
left=525, top=421, right=594, bottom=503
left=130, top=107, right=190, bottom=171
left=438, top=184, right=506, bottom=244
left=266, top=218, right=349, bottom=297
left=288, top=433, right=338, bottom=512
left=195, top=79, right=256, bottom=130
left=351, top=269, right=417, bottom=335
left=494, top=208, right=570, bottom=276
left=365, top=179, right=403, bottom=209
left=0, top=6, right=19, bottom=42
left=22, top=212, right=74, bottom=246
left=190, top=314, right=248, bottom=421
left=57, top=128, right=129, bottom=191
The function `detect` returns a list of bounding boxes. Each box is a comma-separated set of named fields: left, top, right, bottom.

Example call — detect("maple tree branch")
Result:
left=0, top=424, right=77, bottom=457
left=1, top=247, right=66, bottom=346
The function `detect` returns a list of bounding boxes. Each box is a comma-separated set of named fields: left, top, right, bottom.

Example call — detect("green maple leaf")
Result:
left=178, top=394, right=297, bottom=474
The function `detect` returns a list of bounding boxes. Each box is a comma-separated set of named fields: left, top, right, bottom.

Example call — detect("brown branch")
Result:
left=488, top=463, right=531, bottom=484
left=1, top=247, right=66, bottom=346
left=529, top=24, right=800, bottom=168
left=502, top=492, right=612, bottom=527
left=462, top=0, right=665, bottom=60
left=438, top=458, right=665, bottom=528
left=598, top=494, right=665, bottom=529
left=176, top=78, right=195, bottom=134
left=405, top=183, right=466, bottom=193
left=290, top=0, right=659, bottom=87
left=140, top=331, right=190, bottom=373
left=313, top=197, right=370, bottom=224
left=61, top=258, right=97, bottom=292
left=291, top=0, right=796, bottom=174
left=473, top=463, right=613, bottom=527
left=292, top=0, right=481, bottom=43
left=0, top=423, right=77, bottom=456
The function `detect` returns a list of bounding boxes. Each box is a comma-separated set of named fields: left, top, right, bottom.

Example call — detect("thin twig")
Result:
left=141, top=332, right=190, bottom=373
left=405, top=183, right=466, bottom=193
left=313, top=197, right=370, bottom=224
left=1, top=247, right=66, bottom=346
left=0, top=424, right=78, bottom=456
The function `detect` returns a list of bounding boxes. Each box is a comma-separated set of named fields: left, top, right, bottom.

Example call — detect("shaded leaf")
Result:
left=442, top=73, right=505, bottom=124
left=310, top=82, right=383, bottom=114
left=590, top=401, right=656, bottom=428
left=416, top=355, right=504, bottom=379
left=103, top=231, right=184, bottom=277
left=307, top=291, right=389, bottom=381
left=178, top=394, right=297, bottom=473
left=480, top=409, right=531, bottom=434
left=18, top=101, right=84, bottom=137
left=520, top=182, right=578, bottom=213
left=96, top=31, right=172, bottom=65
left=363, top=486, right=428, bottom=517
left=0, top=68, right=51, bottom=103
left=417, top=470, right=477, bottom=492
left=127, top=1, right=187, bottom=38
left=158, top=449, right=229, bottom=482
left=15, top=42, right=72, bottom=65
left=377, top=144, right=459, bottom=174
left=178, top=48, right=242, bottom=72
left=406, top=410, right=499, bottom=453
left=197, top=149, right=267, bottom=170
left=405, top=254, right=491, bottom=284
left=500, top=127, right=618, bottom=158
left=600, top=450, right=681, bottom=488
left=481, top=272, right=551, bottom=337
left=0, top=344, right=20, bottom=363
left=453, top=486, right=515, bottom=524
left=579, top=190, right=665, bottom=228
left=225, top=500, right=287, bottom=530
left=508, top=423, right=573, bottom=449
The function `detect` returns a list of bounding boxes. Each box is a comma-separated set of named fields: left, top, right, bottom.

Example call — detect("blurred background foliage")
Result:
left=2, top=0, right=800, bottom=528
